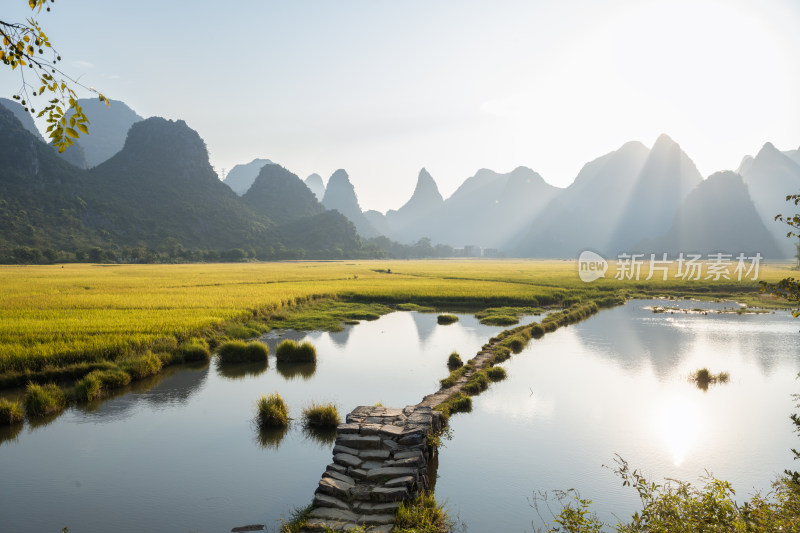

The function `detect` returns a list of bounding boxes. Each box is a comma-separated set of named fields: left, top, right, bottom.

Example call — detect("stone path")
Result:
left=301, top=405, right=442, bottom=532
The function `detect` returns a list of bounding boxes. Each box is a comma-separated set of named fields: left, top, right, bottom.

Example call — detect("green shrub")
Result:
left=447, top=351, right=463, bottom=369
left=437, top=314, right=459, bottom=325
left=74, top=373, right=103, bottom=402
left=530, top=323, right=545, bottom=338
left=218, top=340, right=269, bottom=364
left=302, top=402, right=341, bottom=428
left=179, top=338, right=211, bottom=362
left=486, top=366, right=507, bottom=381
left=256, top=393, right=289, bottom=428
left=120, top=352, right=163, bottom=380
left=275, top=340, right=317, bottom=363
left=435, top=392, right=473, bottom=420
left=0, top=399, right=24, bottom=425
left=24, top=382, right=66, bottom=418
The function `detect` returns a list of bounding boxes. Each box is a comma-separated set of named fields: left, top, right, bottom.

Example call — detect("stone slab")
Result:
left=333, top=453, right=362, bottom=468
left=384, top=475, right=415, bottom=488
left=336, top=435, right=382, bottom=449
left=313, top=493, right=351, bottom=511
left=365, top=466, right=417, bottom=481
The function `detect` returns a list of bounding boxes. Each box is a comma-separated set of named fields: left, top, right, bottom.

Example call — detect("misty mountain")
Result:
left=223, top=158, right=273, bottom=195
left=783, top=147, right=800, bottom=167
left=648, top=171, right=781, bottom=257
left=305, top=173, right=325, bottom=201
left=242, top=164, right=325, bottom=223
left=383, top=168, right=444, bottom=242
left=513, top=140, right=650, bottom=257
left=69, top=98, right=143, bottom=167
left=737, top=142, right=800, bottom=257
left=0, top=108, right=367, bottom=259
left=0, top=98, right=45, bottom=141
left=608, top=134, right=703, bottom=253
left=322, top=169, right=378, bottom=238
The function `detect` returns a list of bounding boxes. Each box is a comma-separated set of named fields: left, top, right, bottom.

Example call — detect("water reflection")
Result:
left=0, top=421, right=23, bottom=446
left=215, top=359, right=268, bottom=380
left=255, top=424, right=289, bottom=450
left=276, top=360, right=317, bottom=381
left=303, top=426, right=337, bottom=447
left=653, top=393, right=703, bottom=466
left=410, top=311, right=438, bottom=346
left=328, top=327, right=353, bottom=347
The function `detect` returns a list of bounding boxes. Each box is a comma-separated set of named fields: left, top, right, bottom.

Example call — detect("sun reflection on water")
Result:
left=654, top=393, right=703, bottom=466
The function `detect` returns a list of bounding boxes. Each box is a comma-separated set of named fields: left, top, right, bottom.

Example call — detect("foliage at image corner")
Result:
left=1, top=0, right=109, bottom=151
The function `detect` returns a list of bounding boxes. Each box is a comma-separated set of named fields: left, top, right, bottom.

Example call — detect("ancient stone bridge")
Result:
left=300, top=404, right=443, bottom=532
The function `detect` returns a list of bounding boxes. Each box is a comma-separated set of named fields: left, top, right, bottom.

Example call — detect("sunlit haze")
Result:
left=2, top=0, right=798, bottom=212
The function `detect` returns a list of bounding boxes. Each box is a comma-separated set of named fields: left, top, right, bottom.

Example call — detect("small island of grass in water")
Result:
left=690, top=367, right=730, bottom=391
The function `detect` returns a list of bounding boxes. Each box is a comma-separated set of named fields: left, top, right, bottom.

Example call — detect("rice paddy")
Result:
left=0, top=260, right=793, bottom=389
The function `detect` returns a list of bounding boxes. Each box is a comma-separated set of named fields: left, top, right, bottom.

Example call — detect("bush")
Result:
left=24, top=382, right=66, bottom=418
left=74, top=373, right=103, bottom=402
left=447, top=351, right=463, bottom=369
left=218, top=340, right=269, bottom=364
left=256, top=393, right=289, bottom=428
left=302, top=402, right=341, bottom=428
left=179, top=338, right=211, bottom=362
left=0, top=399, right=24, bottom=425
left=437, top=314, right=459, bottom=325
left=120, top=352, right=163, bottom=380
left=275, top=340, right=317, bottom=363
left=486, top=366, right=507, bottom=381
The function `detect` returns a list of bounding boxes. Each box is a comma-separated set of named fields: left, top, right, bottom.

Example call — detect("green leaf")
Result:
left=77, top=123, right=88, bottom=135
left=65, top=127, right=79, bottom=139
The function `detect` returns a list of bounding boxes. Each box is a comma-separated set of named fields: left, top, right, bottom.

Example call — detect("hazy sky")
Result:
left=3, top=0, right=799, bottom=212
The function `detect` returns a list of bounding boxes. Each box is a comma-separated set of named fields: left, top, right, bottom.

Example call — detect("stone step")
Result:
left=336, top=435, right=383, bottom=449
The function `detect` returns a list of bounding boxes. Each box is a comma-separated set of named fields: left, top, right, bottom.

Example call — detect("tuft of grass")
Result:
left=437, top=314, right=459, bottom=325
left=397, top=303, right=436, bottom=312
left=256, top=393, right=289, bottom=428
left=179, top=338, right=211, bottom=362
left=486, top=366, right=507, bottom=381
left=217, top=340, right=269, bottom=364
left=119, top=352, right=163, bottom=380
left=302, top=402, right=341, bottom=428
left=691, top=368, right=730, bottom=390
left=279, top=504, right=313, bottom=533
left=435, top=392, right=472, bottom=421
left=90, top=368, right=132, bottom=388
left=394, top=491, right=455, bottom=533
left=73, top=373, right=103, bottom=402
left=440, top=363, right=472, bottom=388
left=0, top=398, right=24, bottom=425
left=475, top=306, right=543, bottom=326
left=447, top=351, right=463, bottom=369
left=24, top=382, right=66, bottom=418
left=462, top=370, right=490, bottom=395
left=275, top=340, right=317, bottom=363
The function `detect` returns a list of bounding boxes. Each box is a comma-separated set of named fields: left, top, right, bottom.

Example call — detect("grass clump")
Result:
left=24, top=382, right=66, bottom=418
left=435, top=392, right=472, bottom=421
left=217, top=340, right=269, bottom=364
left=486, top=366, right=507, bottom=381
left=275, top=340, right=317, bottom=363
left=397, top=303, right=436, bottom=312
left=90, top=368, right=131, bottom=388
left=0, top=399, right=24, bottom=425
left=302, top=402, right=341, bottom=428
left=691, top=368, right=730, bottom=390
left=437, top=314, right=459, bottom=325
left=179, top=338, right=211, bottom=362
left=120, top=352, right=163, bottom=380
left=447, top=351, right=463, bottom=369
left=462, top=370, right=490, bottom=395
left=256, top=393, right=289, bottom=428
left=395, top=491, right=456, bottom=533
left=440, top=363, right=472, bottom=388
left=73, top=373, right=103, bottom=402
left=279, top=504, right=313, bottom=533
left=475, top=306, right=543, bottom=326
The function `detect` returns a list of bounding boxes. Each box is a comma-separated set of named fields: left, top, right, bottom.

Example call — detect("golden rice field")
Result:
left=0, top=260, right=794, bottom=379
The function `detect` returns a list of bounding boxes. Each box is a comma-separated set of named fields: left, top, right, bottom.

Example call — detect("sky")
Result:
left=2, top=0, right=799, bottom=213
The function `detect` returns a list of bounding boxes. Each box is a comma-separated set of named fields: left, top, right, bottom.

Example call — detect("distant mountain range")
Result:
left=1, top=97, right=798, bottom=261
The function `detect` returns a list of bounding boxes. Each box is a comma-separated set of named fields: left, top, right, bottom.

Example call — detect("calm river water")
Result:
left=0, top=301, right=797, bottom=532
